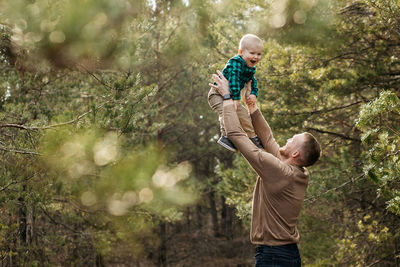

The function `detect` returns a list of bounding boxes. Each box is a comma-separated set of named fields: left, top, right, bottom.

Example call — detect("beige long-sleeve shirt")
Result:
left=223, top=102, right=309, bottom=246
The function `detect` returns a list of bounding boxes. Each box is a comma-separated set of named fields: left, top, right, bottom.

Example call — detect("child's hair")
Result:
left=238, top=34, right=263, bottom=51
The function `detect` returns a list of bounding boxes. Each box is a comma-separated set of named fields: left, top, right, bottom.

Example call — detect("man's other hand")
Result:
left=209, top=70, right=230, bottom=96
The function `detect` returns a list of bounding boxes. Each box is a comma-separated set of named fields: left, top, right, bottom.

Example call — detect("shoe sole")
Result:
left=217, top=139, right=237, bottom=152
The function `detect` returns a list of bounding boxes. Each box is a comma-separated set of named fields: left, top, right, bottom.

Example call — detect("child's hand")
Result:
left=246, top=94, right=256, bottom=105
left=245, top=94, right=257, bottom=113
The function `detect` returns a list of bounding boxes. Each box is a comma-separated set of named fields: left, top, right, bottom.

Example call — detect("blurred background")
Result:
left=0, top=0, right=399, bottom=265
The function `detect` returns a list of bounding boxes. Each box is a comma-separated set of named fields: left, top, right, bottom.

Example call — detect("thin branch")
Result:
left=307, top=127, right=361, bottom=142
left=0, top=92, right=114, bottom=131
left=280, top=101, right=363, bottom=116
left=305, top=151, right=400, bottom=203
left=0, top=174, right=38, bottom=191
left=385, top=124, right=400, bottom=137
left=366, top=252, right=400, bottom=267
left=39, top=205, right=83, bottom=234
left=161, top=19, right=181, bottom=50
left=305, top=173, right=366, bottom=203
left=0, top=124, right=39, bottom=131
left=214, top=47, right=231, bottom=60
left=77, top=64, right=113, bottom=90
left=0, top=180, right=18, bottom=192
left=0, top=145, right=41, bottom=155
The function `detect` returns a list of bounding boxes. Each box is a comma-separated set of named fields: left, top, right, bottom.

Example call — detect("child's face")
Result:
left=240, top=43, right=263, bottom=68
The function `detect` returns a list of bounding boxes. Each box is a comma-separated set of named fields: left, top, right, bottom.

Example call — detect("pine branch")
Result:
left=0, top=124, right=39, bottom=131
left=77, top=64, right=113, bottom=90
left=280, top=101, right=364, bottom=116
left=305, top=151, right=400, bottom=203
left=307, top=127, right=361, bottom=142
left=305, top=173, right=366, bottom=203
left=0, top=180, right=18, bottom=192
left=0, top=145, right=41, bottom=155
left=40, top=205, right=83, bottom=234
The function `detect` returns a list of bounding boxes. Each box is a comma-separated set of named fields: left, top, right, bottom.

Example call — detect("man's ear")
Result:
left=238, top=49, right=242, bottom=54
left=291, top=150, right=300, bottom=158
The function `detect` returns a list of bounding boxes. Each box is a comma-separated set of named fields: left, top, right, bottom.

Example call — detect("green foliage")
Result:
left=213, top=0, right=400, bottom=265
left=217, top=156, right=256, bottom=226
left=333, top=213, right=394, bottom=266
left=0, top=0, right=145, bottom=67
left=356, top=91, right=400, bottom=215
left=1, top=0, right=400, bottom=265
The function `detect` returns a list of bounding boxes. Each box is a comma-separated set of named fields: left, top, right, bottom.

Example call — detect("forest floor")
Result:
left=110, top=228, right=255, bottom=266
left=165, top=229, right=254, bottom=266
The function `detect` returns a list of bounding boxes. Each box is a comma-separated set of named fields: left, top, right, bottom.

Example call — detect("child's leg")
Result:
left=208, top=88, right=237, bottom=152
left=236, top=103, right=263, bottom=148
left=207, top=87, right=226, bottom=137
left=236, top=103, right=256, bottom=138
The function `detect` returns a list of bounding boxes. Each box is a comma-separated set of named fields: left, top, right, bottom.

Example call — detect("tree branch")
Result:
left=307, top=127, right=361, bottom=142
left=281, top=101, right=364, bottom=116
left=0, top=124, right=39, bottom=131
left=77, top=64, right=113, bottom=90
left=0, top=145, right=41, bottom=155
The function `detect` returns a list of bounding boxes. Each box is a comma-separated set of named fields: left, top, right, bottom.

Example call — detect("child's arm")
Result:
left=244, top=81, right=256, bottom=108
left=250, top=76, right=258, bottom=97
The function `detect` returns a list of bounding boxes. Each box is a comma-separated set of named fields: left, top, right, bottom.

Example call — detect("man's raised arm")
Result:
left=209, top=71, right=287, bottom=179
left=243, top=83, right=280, bottom=158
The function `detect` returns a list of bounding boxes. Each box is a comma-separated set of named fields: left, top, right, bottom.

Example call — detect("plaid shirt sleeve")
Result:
left=226, top=58, right=243, bottom=100
left=250, top=75, right=258, bottom=97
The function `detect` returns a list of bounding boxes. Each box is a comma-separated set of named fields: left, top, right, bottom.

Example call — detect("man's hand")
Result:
left=244, top=81, right=258, bottom=114
left=247, top=94, right=256, bottom=106
left=209, top=70, right=230, bottom=96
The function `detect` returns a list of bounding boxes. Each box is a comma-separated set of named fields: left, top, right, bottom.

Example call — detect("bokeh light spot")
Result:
left=122, top=191, right=138, bottom=206
left=270, top=14, right=286, bottom=28
left=108, top=199, right=128, bottom=216
left=81, top=191, right=97, bottom=206
left=49, top=30, right=66, bottom=43
left=93, top=133, right=119, bottom=166
left=293, top=10, right=307, bottom=24
left=139, top=188, right=153, bottom=203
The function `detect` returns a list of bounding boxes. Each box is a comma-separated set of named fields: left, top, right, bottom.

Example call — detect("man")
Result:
left=209, top=70, right=321, bottom=266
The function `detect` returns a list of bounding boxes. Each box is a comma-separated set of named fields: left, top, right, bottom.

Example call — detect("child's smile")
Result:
left=240, top=43, right=263, bottom=68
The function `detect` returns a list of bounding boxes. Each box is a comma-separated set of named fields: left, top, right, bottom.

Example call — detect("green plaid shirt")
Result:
left=222, top=55, right=258, bottom=100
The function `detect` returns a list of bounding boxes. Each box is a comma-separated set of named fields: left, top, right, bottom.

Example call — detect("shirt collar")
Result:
left=237, top=55, right=256, bottom=72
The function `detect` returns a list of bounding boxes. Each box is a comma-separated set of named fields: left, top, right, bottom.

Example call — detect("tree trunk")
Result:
left=158, top=222, right=167, bottom=267
left=220, top=196, right=233, bottom=240
left=18, top=185, right=27, bottom=245
left=208, top=190, right=220, bottom=237
left=196, top=204, right=202, bottom=229
left=185, top=207, right=191, bottom=232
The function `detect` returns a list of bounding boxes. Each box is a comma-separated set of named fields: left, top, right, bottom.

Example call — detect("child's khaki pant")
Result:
left=207, top=87, right=256, bottom=138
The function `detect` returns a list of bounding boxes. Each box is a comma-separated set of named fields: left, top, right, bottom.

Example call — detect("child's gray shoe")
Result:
left=250, top=136, right=263, bottom=149
left=217, top=136, right=237, bottom=152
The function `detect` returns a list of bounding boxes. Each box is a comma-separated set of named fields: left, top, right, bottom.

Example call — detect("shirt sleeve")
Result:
left=250, top=76, right=258, bottom=97
left=226, top=59, right=243, bottom=100
left=223, top=102, right=290, bottom=181
left=250, top=109, right=280, bottom=158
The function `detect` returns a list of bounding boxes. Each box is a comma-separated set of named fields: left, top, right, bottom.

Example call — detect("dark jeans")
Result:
left=254, top=243, right=301, bottom=267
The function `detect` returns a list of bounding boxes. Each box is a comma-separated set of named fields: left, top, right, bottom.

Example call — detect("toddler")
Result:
left=208, top=34, right=264, bottom=152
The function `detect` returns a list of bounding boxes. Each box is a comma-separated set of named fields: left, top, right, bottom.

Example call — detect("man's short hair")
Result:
left=300, top=132, right=321, bottom=167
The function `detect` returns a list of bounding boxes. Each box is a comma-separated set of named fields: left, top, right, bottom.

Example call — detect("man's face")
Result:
left=279, top=133, right=306, bottom=157
left=240, top=43, right=263, bottom=68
